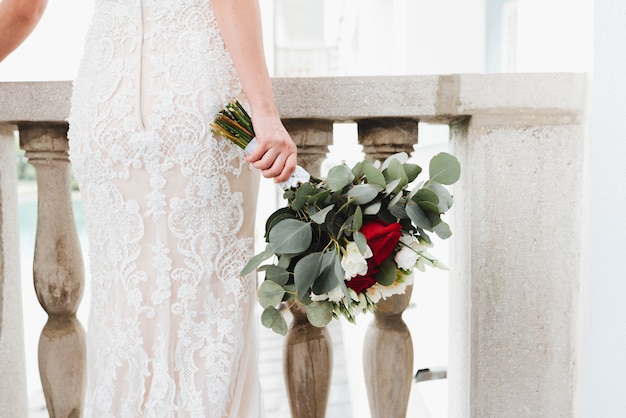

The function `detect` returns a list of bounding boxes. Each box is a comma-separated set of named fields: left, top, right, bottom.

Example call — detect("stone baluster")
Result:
left=19, top=123, right=86, bottom=418
left=0, top=124, right=28, bottom=417
left=282, top=119, right=333, bottom=418
left=358, top=118, right=418, bottom=418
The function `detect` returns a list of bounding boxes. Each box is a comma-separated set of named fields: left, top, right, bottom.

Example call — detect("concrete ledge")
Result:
left=0, top=74, right=587, bottom=124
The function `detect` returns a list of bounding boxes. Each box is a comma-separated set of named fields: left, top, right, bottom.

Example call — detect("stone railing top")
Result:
left=0, top=73, right=586, bottom=124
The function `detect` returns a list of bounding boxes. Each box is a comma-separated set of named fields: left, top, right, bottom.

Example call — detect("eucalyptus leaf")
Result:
left=331, top=252, right=351, bottom=301
left=292, top=182, right=314, bottom=211
left=428, top=182, right=454, bottom=212
left=265, top=207, right=297, bottom=239
left=264, top=265, right=290, bottom=286
left=339, top=216, right=354, bottom=239
left=269, top=219, right=312, bottom=255
left=387, top=190, right=404, bottom=210
left=326, top=164, right=354, bottom=191
left=306, top=301, right=334, bottom=328
left=353, top=205, right=363, bottom=231
left=376, top=257, right=398, bottom=286
left=272, top=314, right=288, bottom=335
left=347, top=184, right=383, bottom=205
left=383, top=158, right=409, bottom=192
left=294, top=252, right=325, bottom=302
left=277, top=254, right=292, bottom=269
left=363, top=201, right=381, bottom=215
left=403, top=163, right=422, bottom=183
left=351, top=161, right=364, bottom=178
left=241, top=243, right=275, bottom=275
left=312, top=252, right=343, bottom=294
left=353, top=231, right=368, bottom=255
left=406, top=201, right=432, bottom=229
left=385, top=178, right=401, bottom=196
left=310, top=205, right=334, bottom=224
left=419, top=201, right=442, bottom=226
left=363, top=163, right=387, bottom=188
left=433, top=221, right=452, bottom=239
left=307, top=188, right=331, bottom=206
left=429, top=152, right=461, bottom=185
left=389, top=199, right=408, bottom=219
left=258, top=280, right=286, bottom=308
left=412, top=188, right=440, bottom=206
left=261, top=306, right=280, bottom=328
left=381, top=152, right=409, bottom=170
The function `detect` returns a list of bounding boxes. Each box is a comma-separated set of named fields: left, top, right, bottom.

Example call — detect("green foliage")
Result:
left=246, top=151, right=461, bottom=335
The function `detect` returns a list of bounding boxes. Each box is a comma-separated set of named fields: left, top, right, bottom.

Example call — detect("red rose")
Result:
left=359, top=219, right=402, bottom=267
left=346, top=274, right=377, bottom=293
left=344, top=220, right=402, bottom=294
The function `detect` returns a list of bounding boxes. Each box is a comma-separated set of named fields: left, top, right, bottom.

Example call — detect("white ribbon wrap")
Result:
left=245, top=137, right=311, bottom=189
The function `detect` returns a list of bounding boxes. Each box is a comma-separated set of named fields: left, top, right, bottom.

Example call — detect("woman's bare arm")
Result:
left=0, top=0, right=48, bottom=63
left=211, top=0, right=297, bottom=183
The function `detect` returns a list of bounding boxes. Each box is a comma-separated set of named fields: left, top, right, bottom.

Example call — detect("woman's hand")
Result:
left=245, top=111, right=297, bottom=183
left=210, top=0, right=297, bottom=183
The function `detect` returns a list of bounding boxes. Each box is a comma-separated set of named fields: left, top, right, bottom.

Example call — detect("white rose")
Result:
left=341, top=242, right=373, bottom=279
left=366, top=273, right=415, bottom=302
left=394, top=234, right=423, bottom=270
left=311, top=285, right=345, bottom=303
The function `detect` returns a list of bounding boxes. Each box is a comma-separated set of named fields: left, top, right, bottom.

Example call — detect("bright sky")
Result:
left=0, top=1, right=95, bottom=81
left=0, top=0, right=593, bottom=82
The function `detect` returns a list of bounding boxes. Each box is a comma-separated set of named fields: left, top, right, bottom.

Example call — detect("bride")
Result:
left=2, top=0, right=297, bottom=416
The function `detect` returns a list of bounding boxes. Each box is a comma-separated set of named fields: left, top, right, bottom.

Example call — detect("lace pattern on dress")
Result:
left=68, top=1, right=256, bottom=416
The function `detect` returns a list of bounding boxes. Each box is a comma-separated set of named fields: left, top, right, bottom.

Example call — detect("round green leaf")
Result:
left=403, top=163, right=422, bottom=183
left=294, top=252, right=325, bottom=302
left=310, top=205, right=334, bottom=224
left=353, top=231, right=368, bottom=255
left=347, top=184, right=382, bottom=205
left=264, top=265, right=290, bottom=286
left=412, top=188, right=439, bottom=206
left=363, top=201, right=381, bottom=215
left=258, top=280, right=286, bottom=308
left=428, top=182, right=454, bottom=212
left=375, top=258, right=398, bottom=286
left=429, top=152, right=461, bottom=185
left=261, top=306, right=280, bottom=328
left=406, top=201, right=432, bottom=229
left=433, top=221, right=452, bottom=239
left=265, top=207, right=297, bottom=239
left=306, top=301, right=334, bottom=328
left=269, top=219, right=312, bottom=255
left=363, top=163, right=387, bottom=188
left=312, top=252, right=343, bottom=294
left=353, top=205, right=363, bottom=231
left=272, top=314, right=288, bottom=335
left=383, top=158, right=409, bottom=192
left=381, top=152, right=409, bottom=170
left=292, top=182, right=315, bottom=211
left=326, top=164, right=354, bottom=192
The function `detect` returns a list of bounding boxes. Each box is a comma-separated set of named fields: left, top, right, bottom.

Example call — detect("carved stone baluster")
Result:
left=358, top=118, right=418, bottom=418
left=0, top=124, right=28, bottom=417
left=282, top=119, right=333, bottom=418
left=19, top=123, right=86, bottom=418
left=357, top=118, right=419, bottom=162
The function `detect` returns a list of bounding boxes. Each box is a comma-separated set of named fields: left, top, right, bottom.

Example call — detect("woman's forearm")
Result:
left=211, top=0, right=297, bottom=183
left=210, top=0, right=277, bottom=117
left=0, top=0, right=48, bottom=63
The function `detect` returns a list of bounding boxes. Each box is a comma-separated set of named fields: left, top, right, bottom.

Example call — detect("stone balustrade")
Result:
left=0, top=74, right=587, bottom=417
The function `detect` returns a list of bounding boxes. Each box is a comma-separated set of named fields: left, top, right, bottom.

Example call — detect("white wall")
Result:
left=583, top=0, right=626, bottom=415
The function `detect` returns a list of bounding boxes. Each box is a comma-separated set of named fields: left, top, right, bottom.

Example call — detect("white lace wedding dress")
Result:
left=68, top=1, right=262, bottom=417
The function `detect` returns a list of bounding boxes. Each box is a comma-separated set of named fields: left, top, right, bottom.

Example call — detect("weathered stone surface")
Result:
left=0, top=124, right=28, bottom=417
left=0, top=74, right=588, bottom=418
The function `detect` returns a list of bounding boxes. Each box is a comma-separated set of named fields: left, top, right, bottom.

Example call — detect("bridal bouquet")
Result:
left=212, top=100, right=460, bottom=335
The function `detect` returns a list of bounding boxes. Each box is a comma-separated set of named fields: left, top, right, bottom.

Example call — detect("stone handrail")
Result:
left=0, top=74, right=587, bottom=417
